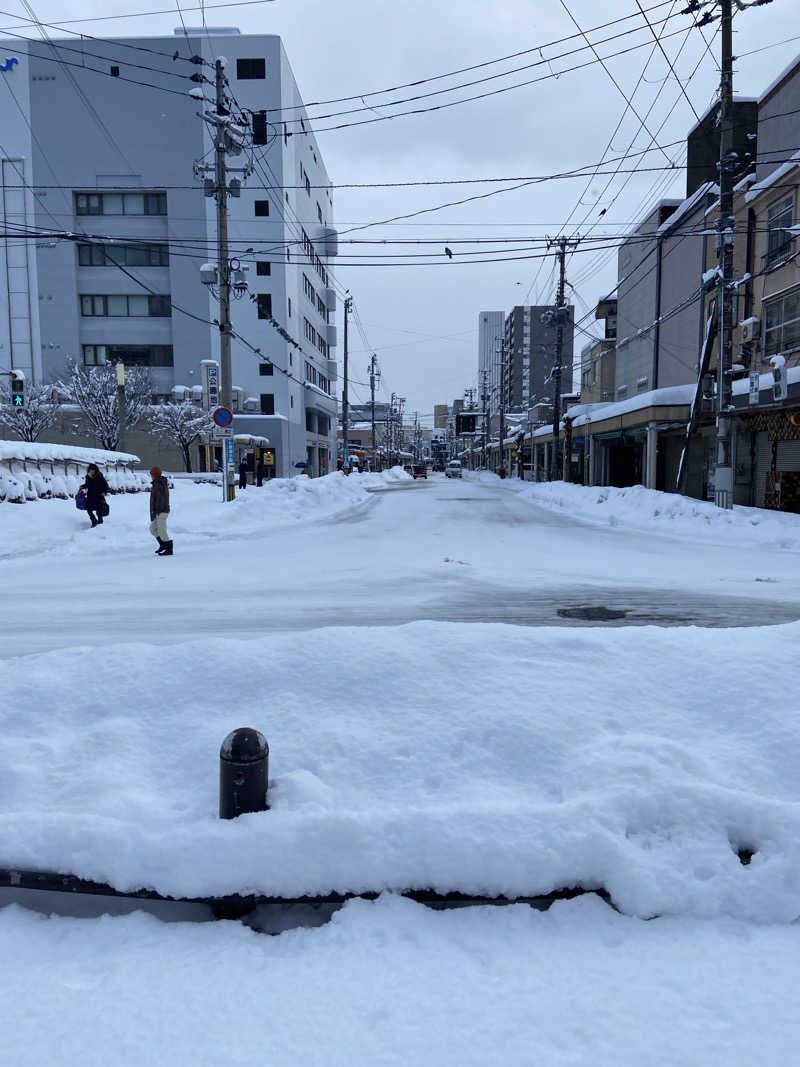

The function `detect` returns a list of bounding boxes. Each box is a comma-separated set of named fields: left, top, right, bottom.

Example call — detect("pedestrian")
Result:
left=238, top=459, right=248, bottom=490
left=149, top=466, right=172, bottom=556
left=80, top=463, right=110, bottom=528
left=256, top=459, right=263, bottom=487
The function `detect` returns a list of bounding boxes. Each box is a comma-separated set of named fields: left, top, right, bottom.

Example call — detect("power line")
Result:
left=282, top=7, right=690, bottom=128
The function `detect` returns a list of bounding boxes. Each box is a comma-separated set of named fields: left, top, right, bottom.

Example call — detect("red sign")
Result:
left=213, top=406, right=234, bottom=428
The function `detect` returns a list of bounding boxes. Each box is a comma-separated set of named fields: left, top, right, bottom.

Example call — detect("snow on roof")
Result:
left=745, top=151, right=800, bottom=203
left=657, top=181, right=718, bottom=236
left=0, top=439, right=140, bottom=464
left=732, top=362, right=800, bottom=396
left=532, top=384, right=695, bottom=437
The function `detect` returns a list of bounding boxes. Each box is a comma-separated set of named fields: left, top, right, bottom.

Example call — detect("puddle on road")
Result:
left=433, top=586, right=800, bottom=630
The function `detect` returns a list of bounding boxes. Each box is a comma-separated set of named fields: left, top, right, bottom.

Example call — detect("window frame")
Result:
left=766, top=193, right=794, bottom=268
left=236, top=57, right=266, bottom=80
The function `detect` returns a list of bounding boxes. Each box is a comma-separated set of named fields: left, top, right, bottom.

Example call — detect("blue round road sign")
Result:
left=213, top=406, right=234, bottom=428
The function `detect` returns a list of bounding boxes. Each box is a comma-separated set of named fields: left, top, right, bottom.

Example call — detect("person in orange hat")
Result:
left=149, top=466, right=172, bottom=555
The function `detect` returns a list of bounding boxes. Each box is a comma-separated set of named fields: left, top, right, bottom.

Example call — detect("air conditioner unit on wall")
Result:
left=740, top=317, right=761, bottom=344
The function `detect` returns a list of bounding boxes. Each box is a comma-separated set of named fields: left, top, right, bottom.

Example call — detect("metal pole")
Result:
left=499, top=337, right=506, bottom=474
left=714, top=0, right=735, bottom=509
left=214, top=58, right=234, bottom=502
left=115, top=362, right=126, bottom=453
left=341, top=296, right=349, bottom=471
left=552, top=239, right=567, bottom=481
left=370, top=353, right=377, bottom=468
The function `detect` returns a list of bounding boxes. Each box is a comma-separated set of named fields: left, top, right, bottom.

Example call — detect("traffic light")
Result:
left=9, top=371, right=24, bottom=408
left=252, top=110, right=267, bottom=145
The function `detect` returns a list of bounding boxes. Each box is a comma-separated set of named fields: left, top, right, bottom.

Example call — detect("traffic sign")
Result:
left=213, top=406, right=234, bottom=428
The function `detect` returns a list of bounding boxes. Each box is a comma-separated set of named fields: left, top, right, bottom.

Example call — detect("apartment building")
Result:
left=0, top=29, right=338, bottom=476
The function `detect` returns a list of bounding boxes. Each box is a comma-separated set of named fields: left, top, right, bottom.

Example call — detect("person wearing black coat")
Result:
left=80, top=463, right=110, bottom=527
left=238, top=459, right=248, bottom=490
left=149, top=466, right=172, bottom=556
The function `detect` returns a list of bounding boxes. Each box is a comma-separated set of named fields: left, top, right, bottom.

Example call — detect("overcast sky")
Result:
left=4, top=0, right=800, bottom=419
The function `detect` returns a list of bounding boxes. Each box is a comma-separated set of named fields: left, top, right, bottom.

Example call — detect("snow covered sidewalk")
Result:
left=479, top=475, right=800, bottom=549
left=4, top=620, right=800, bottom=921
left=0, top=468, right=409, bottom=560
left=2, top=895, right=799, bottom=1067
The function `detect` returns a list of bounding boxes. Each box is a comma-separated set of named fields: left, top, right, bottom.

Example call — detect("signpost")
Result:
left=213, top=407, right=236, bottom=500
left=749, top=370, right=760, bottom=406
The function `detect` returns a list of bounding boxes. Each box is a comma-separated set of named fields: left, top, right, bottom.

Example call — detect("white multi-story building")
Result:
left=0, top=28, right=338, bottom=476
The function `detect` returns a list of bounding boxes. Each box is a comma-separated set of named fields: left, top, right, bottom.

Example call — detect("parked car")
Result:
left=403, top=464, right=413, bottom=474
left=445, top=460, right=462, bottom=479
left=412, top=463, right=427, bottom=479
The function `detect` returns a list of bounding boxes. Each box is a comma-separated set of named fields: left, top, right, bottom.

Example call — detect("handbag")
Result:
left=75, top=488, right=87, bottom=511
left=99, top=497, right=110, bottom=517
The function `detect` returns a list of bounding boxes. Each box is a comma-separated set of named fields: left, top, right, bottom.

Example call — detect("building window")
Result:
left=257, top=293, right=272, bottom=319
left=288, top=297, right=292, bottom=317
left=637, top=376, right=649, bottom=391
left=767, top=194, right=794, bottom=267
left=764, top=289, right=800, bottom=359
left=80, top=294, right=171, bottom=317
left=236, top=57, right=266, bottom=79
left=78, top=242, right=169, bottom=267
left=259, top=362, right=274, bottom=376
left=82, top=344, right=173, bottom=367
left=75, top=192, right=166, bottom=216
left=260, top=393, right=275, bottom=415
left=617, top=385, right=628, bottom=398
left=254, top=200, right=270, bottom=217
left=256, top=261, right=271, bottom=276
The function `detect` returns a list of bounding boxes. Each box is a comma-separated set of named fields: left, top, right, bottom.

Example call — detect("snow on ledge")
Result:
left=0, top=439, right=140, bottom=465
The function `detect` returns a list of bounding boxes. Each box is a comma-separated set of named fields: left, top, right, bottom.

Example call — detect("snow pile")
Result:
left=0, top=440, right=140, bottom=465
left=0, top=439, right=143, bottom=503
left=504, top=480, right=800, bottom=548
left=0, top=468, right=410, bottom=559
left=4, top=620, right=800, bottom=921
left=2, top=896, right=800, bottom=1067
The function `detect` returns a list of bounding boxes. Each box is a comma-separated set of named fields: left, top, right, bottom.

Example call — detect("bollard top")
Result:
left=220, top=727, right=269, bottom=763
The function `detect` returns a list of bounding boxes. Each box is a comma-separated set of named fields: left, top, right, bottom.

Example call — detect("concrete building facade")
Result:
left=0, top=29, right=338, bottom=476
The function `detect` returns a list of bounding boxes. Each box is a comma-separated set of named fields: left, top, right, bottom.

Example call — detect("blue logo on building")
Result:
left=1, top=57, right=19, bottom=72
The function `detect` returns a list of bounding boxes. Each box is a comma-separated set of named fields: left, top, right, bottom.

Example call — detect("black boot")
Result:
left=155, top=538, right=167, bottom=555
left=161, top=540, right=174, bottom=556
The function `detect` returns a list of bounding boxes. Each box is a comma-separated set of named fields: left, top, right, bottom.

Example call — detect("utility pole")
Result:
left=481, top=368, right=489, bottom=469
left=544, top=237, right=577, bottom=481
left=342, top=294, right=352, bottom=471
left=368, top=352, right=380, bottom=469
left=195, top=57, right=251, bottom=501
left=714, top=0, right=735, bottom=509
left=497, top=336, right=506, bottom=474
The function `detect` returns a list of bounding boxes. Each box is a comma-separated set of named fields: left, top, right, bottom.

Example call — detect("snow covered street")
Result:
left=4, top=469, right=800, bottom=1064
left=5, top=469, right=800, bottom=655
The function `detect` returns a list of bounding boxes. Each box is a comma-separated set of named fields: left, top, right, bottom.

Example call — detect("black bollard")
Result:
left=219, top=728, right=269, bottom=819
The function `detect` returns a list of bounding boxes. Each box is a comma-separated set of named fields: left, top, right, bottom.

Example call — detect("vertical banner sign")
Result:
left=224, top=436, right=235, bottom=477
left=749, top=370, right=760, bottom=406
left=202, top=361, right=220, bottom=410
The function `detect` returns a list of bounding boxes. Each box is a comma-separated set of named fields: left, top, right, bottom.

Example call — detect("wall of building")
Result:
left=1, top=32, right=337, bottom=478
left=756, top=57, right=800, bottom=180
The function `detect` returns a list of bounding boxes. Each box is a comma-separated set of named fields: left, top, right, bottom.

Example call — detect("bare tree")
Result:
left=0, top=381, right=61, bottom=442
left=149, top=401, right=214, bottom=472
left=60, top=359, right=152, bottom=451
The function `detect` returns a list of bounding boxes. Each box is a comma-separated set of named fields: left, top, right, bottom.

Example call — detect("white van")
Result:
left=445, top=460, right=462, bottom=479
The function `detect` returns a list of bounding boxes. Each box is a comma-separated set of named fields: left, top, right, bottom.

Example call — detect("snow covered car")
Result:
left=445, top=461, right=462, bottom=479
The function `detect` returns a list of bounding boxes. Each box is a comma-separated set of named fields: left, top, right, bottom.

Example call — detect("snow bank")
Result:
left=2, top=895, right=799, bottom=1066
left=0, top=440, right=139, bottom=465
left=4, top=620, right=800, bottom=921
left=0, top=439, right=143, bottom=503
left=500, top=480, right=800, bottom=549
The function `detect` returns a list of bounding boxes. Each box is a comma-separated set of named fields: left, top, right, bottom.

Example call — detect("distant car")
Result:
left=445, top=460, right=462, bottom=479
left=403, top=464, right=413, bottom=474
left=412, top=463, right=427, bottom=479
